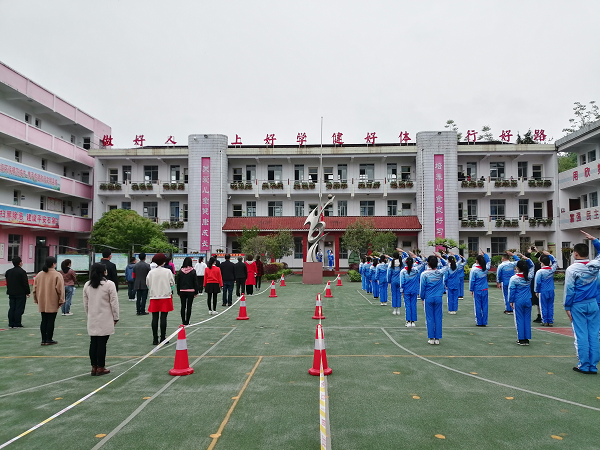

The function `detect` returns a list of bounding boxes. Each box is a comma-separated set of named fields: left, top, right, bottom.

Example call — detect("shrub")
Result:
left=264, top=263, right=284, bottom=274
left=467, top=257, right=476, bottom=267
left=463, top=265, right=470, bottom=277
left=326, top=182, right=333, bottom=189
left=347, top=270, right=361, bottom=282
left=553, top=272, right=565, bottom=282
left=348, top=263, right=359, bottom=271
left=491, top=255, right=503, bottom=267
left=487, top=272, right=496, bottom=282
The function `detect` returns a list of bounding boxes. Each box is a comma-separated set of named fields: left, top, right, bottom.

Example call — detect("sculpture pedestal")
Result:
left=303, top=262, right=323, bottom=285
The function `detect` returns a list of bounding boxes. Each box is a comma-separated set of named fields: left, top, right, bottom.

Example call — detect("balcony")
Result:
left=458, top=177, right=554, bottom=196
left=145, top=217, right=188, bottom=232
left=559, top=206, right=600, bottom=230
left=558, top=160, right=600, bottom=190
left=96, top=181, right=188, bottom=197
left=459, top=216, right=554, bottom=234
left=0, top=202, right=91, bottom=233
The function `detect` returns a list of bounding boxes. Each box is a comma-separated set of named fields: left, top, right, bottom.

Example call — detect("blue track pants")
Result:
left=404, top=292, right=418, bottom=322
left=390, top=281, right=401, bottom=308
left=571, top=300, right=600, bottom=373
left=539, top=291, right=555, bottom=324
left=424, top=296, right=443, bottom=339
left=473, top=290, right=489, bottom=326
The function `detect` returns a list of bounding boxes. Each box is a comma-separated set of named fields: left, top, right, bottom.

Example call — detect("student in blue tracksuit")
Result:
left=469, top=249, right=491, bottom=326
left=443, top=252, right=466, bottom=314
left=400, top=256, right=426, bottom=327
left=588, top=236, right=600, bottom=324
left=566, top=232, right=600, bottom=374
left=377, top=256, right=389, bottom=305
left=388, top=252, right=403, bottom=315
left=371, top=258, right=380, bottom=299
left=458, top=258, right=465, bottom=299
left=496, top=252, right=519, bottom=314
left=508, top=257, right=534, bottom=345
left=365, top=257, right=373, bottom=293
left=359, top=258, right=366, bottom=291
left=420, top=254, right=450, bottom=344
left=534, top=252, right=558, bottom=326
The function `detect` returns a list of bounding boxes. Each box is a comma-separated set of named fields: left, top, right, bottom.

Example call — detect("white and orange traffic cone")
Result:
left=169, top=325, right=194, bottom=376
left=324, top=280, right=333, bottom=298
left=312, top=293, right=325, bottom=320
left=309, top=324, right=332, bottom=376
left=236, top=294, right=249, bottom=320
left=280, top=274, right=286, bottom=287
left=336, top=274, right=342, bottom=286
left=269, top=280, right=278, bottom=298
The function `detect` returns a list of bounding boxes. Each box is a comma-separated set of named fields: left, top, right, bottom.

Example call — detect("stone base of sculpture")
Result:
left=303, top=262, right=323, bottom=285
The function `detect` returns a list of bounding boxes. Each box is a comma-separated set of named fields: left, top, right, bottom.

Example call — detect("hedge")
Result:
left=347, top=270, right=361, bottom=282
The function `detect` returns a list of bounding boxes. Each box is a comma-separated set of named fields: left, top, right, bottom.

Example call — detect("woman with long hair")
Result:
left=377, top=255, right=389, bottom=305
left=509, top=256, right=534, bottom=345
left=371, top=258, right=380, bottom=300
left=60, top=259, right=78, bottom=316
left=444, top=252, right=466, bottom=315
left=33, top=256, right=65, bottom=346
left=359, top=257, right=366, bottom=291
left=469, top=249, right=491, bottom=326
left=388, top=252, right=403, bottom=315
left=146, top=253, right=175, bottom=345
left=420, top=253, right=450, bottom=344
left=255, top=255, right=264, bottom=290
left=245, top=255, right=257, bottom=295
left=400, top=253, right=426, bottom=327
left=177, top=256, right=198, bottom=325
left=83, top=263, right=119, bottom=375
left=204, top=257, right=223, bottom=314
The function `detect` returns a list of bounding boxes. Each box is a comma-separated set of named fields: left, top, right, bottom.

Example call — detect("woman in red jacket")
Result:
left=245, top=255, right=257, bottom=295
left=204, top=257, right=223, bottom=315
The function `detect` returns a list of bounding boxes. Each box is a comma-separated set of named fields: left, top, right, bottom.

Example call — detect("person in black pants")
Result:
left=220, top=254, right=236, bottom=306
left=5, top=256, right=30, bottom=328
left=234, top=256, right=248, bottom=297
left=133, top=252, right=151, bottom=315
left=33, top=256, right=65, bottom=345
left=527, top=246, right=543, bottom=323
left=176, top=257, right=199, bottom=325
left=100, top=249, right=119, bottom=292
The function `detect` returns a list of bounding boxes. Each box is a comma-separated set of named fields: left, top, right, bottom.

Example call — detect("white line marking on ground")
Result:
left=356, top=290, right=377, bottom=305
left=381, top=327, right=600, bottom=412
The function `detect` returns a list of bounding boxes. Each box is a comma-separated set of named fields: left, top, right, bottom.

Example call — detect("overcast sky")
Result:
left=1, top=0, right=598, bottom=147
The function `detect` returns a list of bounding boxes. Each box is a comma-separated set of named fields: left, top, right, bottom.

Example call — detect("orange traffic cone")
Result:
left=236, top=294, right=249, bottom=320
left=324, top=280, right=333, bottom=298
left=312, top=293, right=325, bottom=319
left=309, top=324, right=332, bottom=376
left=336, top=274, right=342, bottom=286
left=280, top=274, right=286, bottom=287
left=269, top=280, right=278, bottom=298
left=169, top=326, right=194, bottom=376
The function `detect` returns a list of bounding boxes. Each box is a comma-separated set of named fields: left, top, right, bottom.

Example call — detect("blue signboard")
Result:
left=0, top=156, right=60, bottom=190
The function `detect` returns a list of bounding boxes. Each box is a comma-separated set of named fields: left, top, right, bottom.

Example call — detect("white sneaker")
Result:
left=411, top=322, right=416, bottom=327
left=63, top=312, right=73, bottom=316
left=209, top=310, right=213, bottom=315
left=428, top=339, right=435, bottom=345
left=434, top=339, right=440, bottom=345
left=449, top=311, right=456, bottom=315
left=128, top=298, right=136, bottom=302
left=405, top=321, right=411, bottom=327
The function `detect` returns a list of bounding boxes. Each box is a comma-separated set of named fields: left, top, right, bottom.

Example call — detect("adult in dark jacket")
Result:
left=527, top=247, right=543, bottom=323
left=100, top=249, right=119, bottom=292
left=133, top=252, right=151, bottom=315
left=5, top=256, right=30, bottom=328
left=220, top=254, right=236, bottom=306
left=234, top=256, right=248, bottom=297
left=255, top=255, right=264, bottom=289
left=176, top=257, right=199, bottom=325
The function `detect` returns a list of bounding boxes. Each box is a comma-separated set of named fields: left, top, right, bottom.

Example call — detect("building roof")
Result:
left=555, top=118, right=600, bottom=149
left=222, top=216, right=421, bottom=232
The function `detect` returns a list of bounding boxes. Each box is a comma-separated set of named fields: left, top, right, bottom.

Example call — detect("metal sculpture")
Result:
left=304, top=196, right=335, bottom=262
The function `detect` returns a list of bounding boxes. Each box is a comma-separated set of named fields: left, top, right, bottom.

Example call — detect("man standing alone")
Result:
left=100, top=249, right=119, bottom=292
left=220, top=254, right=236, bottom=306
left=6, top=256, right=30, bottom=328
left=234, top=256, right=248, bottom=298
left=133, top=252, right=151, bottom=315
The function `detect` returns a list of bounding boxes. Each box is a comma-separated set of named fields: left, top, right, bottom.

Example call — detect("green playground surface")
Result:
left=1, top=276, right=600, bottom=449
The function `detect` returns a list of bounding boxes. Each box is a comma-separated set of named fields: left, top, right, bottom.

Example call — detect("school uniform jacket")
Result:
left=533, top=255, right=558, bottom=294
left=420, top=260, right=450, bottom=300
left=469, top=253, right=491, bottom=293
left=496, top=256, right=519, bottom=286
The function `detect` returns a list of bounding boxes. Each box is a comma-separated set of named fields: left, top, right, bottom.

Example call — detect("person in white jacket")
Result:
left=194, top=256, right=207, bottom=295
left=146, top=253, right=175, bottom=345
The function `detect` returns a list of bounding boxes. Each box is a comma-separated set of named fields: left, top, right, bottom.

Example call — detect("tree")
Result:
left=444, top=119, right=463, bottom=141
left=238, top=226, right=260, bottom=251
left=479, top=125, right=494, bottom=141
left=371, top=231, right=399, bottom=255
left=558, top=152, right=577, bottom=173
left=342, top=218, right=375, bottom=256
left=516, top=129, right=536, bottom=144
left=563, top=101, right=600, bottom=134
left=426, top=237, right=466, bottom=252
left=241, top=235, right=269, bottom=258
left=266, top=228, right=294, bottom=261
left=89, top=209, right=175, bottom=254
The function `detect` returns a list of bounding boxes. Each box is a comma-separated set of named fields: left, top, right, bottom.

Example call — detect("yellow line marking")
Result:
left=506, top=397, right=514, bottom=400
left=142, top=397, right=151, bottom=400
left=551, top=435, right=563, bottom=440
left=95, top=434, right=107, bottom=438
left=207, top=356, right=263, bottom=450
left=435, top=434, right=445, bottom=439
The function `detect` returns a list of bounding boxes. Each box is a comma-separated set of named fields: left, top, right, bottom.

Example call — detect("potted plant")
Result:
left=543, top=179, right=552, bottom=187
left=341, top=182, right=348, bottom=189
left=398, top=181, right=406, bottom=188
left=107, top=183, right=115, bottom=191
left=477, top=180, right=484, bottom=187
left=468, top=220, right=477, bottom=227
left=139, top=183, right=147, bottom=190
left=333, top=182, right=341, bottom=189
left=146, top=183, right=153, bottom=190
left=510, top=179, right=518, bottom=187
left=178, top=183, right=185, bottom=190
left=502, top=180, right=510, bottom=187
left=477, top=220, right=484, bottom=227
left=511, top=219, right=519, bottom=227
left=372, top=181, right=380, bottom=188
left=546, top=218, right=553, bottom=225
left=528, top=179, right=536, bottom=187
left=99, top=183, right=108, bottom=190
left=496, top=219, right=503, bottom=227
left=269, top=182, right=277, bottom=189
left=461, top=219, right=469, bottom=227
left=529, top=218, right=536, bottom=226
left=536, top=179, right=544, bottom=187
left=131, top=183, right=139, bottom=190
left=468, top=180, right=476, bottom=187
left=169, top=183, right=176, bottom=190
left=293, top=181, right=301, bottom=189
left=230, top=183, right=238, bottom=190
left=308, top=182, right=315, bottom=189
left=461, top=180, right=468, bottom=188
left=244, top=182, right=252, bottom=190
left=302, top=182, right=309, bottom=190
left=406, top=181, right=414, bottom=188
left=390, top=181, right=397, bottom=188
left=358, top=182, right=366, bottom=189
left=177, top=221, right=184, bottom=228
left=494, top=180, right=502, bottom=188
left=164, top=183, right=172, bottom=190
left=162, top=221, right=171, bottom=228
left=262, top=182, right=270, bottom=189
left=366, top=181, right=373, bottom=188
left=326, top=182, right=333, bottom=189
left=276, top=182, right=284, bottom=189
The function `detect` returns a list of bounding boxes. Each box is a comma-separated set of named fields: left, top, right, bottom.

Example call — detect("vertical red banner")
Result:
left=200, top=157, right=211, bottom=252
left=433, top=155, right=445, bottom=238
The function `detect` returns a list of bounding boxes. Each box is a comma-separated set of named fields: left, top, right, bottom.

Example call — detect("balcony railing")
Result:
left=459, top=216, right=554, bottom=230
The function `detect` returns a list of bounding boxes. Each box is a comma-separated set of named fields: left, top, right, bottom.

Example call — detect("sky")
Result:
left=1, top=0, right=599, bottom=147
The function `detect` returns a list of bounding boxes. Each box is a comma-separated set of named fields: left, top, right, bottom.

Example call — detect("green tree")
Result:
left=371, top=231, right=399, bottom=255
left=479, top=125, right=494, bottom=141
left=89, top=209, right=174, bottom=254
left=266, top=228, right=294, bottom=261
left=343, top=218, right=375, bottom=256
left=444, top=119, right=463, bottom=141
left=516, top=129, right=536, bottom=144
left=238, top=226, right=260, bottom=251
left=563, top=101, right=600, bottom=134
left=241, top=235, right=269, bottom=258
left=426, top=237, right=466, bottom=252
left=558, top=152, right=578, bottom=172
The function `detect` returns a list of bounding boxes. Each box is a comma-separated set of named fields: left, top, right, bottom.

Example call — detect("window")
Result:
left=7, top=234, right=21, bottom=261
left=387, top=200, right=398, bottom=216
left=144, top=166, right=158, bottom=182
left=323, top=204, right=333, bottom=217
left=294, top=165, right=304, bottom=181
left=360, top=201, right=375, bottom=216
left=246, top=201, right=256, bottom=217
left=295, top=201, right=304, bottom=217
left=40, top=196, right=46, bottom=210
left=182, top=241, right=188, bottom=253
left=70, top=135, right=76, bottom=144
left=24, top=113, right=31, bottom=123
left=143, top=202, right=158, bottom=220
left=324, top=167, right=334, bottom=181
left=34, top=118, right=42, bottom=128
left=401, top=166, right=411, bottom=181
left=337, top=164, right=347, bottom=182
left=13, top=190, right=20, bottom=206
left=232, top=204, right=242, bottom=217
left=183, top=204, right=188, bottom=222
left=83, top=137, right=91, bottom=150
left=14, top=150, right=21, bottom=162
left=582, top=194, right=588, bottom=209
left=458, top=202, right=463, bottom=220
left=466, top=162, right=477, bottom=179
left=519, top=199, right=529, bottom=219
left=308, top=167, right=318, bottom=182
left=338, top=200, right=347, bottom=217
left=122, top=166, right=132, bottom=182
left=183, top=168, right=189, bottom=183
left=532, top=164, right=542, bottom=179
left=359, top=164, right=374, bottom=181
left=490, top=162, right=505, bottom=179
left=267, top=165, right=282, bottom=181
left=268, top=201, right=283, bottom=216
left=108, top=169, right=118, bottom=183
left=467, top=237, right=479, bottom=255
left=339, top=238, right=348, bottom=259
left=491, top=237, right=507, bottom=256
left=232, top=168, right=243, bottom=182
left=580, top=154, right=587, bottom=166
left=520, top=237, right=531, bottom=253
left=402, top=241, right=412, bottom=249
left=588, top=150, right=597, bottom=163
left=78, top=239, right=88, bottom=254
left=63, top=166, right=67, bottom=177
left=121, top=202, right=131, bottom=210
left=308, top=204, right=317, bottom=212
left=534, top=240, right=545, bottom=249
left=170, top=202, right=180, bottom=220
left=231, top=241, right=241, bottom=253
left=401, top=203, right=412, bottom=216
left=517, top=162, right=528, bottom=179
left=41, top=159, right=47, bottom=171
left=81, top=172, right=90, bottom=184
left=58, top=237, right=69, bottom=254
left=467, top=200, right=478, bottom=219
left=591, top=192, right=599, bottom=208
left=108, top=205, right=117, bottom=211
left=169, top=238, right=179, bottom=250
left=533, top=202, right=543, bottom=218
left=170, top=165, right=180, bottom=182
left=294, top=237, right=304, bottom=259
left=80, top=202, right=88, bottom=218
left=387, top=163, right=397, bottom=180
left=490, top=199, right=506, bottom=220
left=246, top=165, right=256, bottom=181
